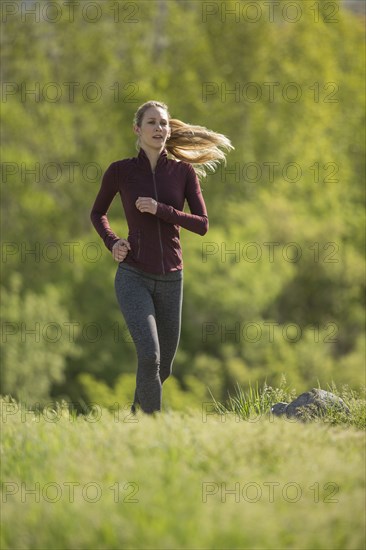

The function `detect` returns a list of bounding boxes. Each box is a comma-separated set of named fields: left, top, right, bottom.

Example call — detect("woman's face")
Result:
left=134, top=106, right=170, bottom=151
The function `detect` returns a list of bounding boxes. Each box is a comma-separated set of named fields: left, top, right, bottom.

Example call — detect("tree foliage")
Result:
left=1, top=0, right=364, bottom=406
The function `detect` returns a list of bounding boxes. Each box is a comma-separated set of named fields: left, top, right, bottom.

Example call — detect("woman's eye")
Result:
left=147, top=120, right=167, bottom=126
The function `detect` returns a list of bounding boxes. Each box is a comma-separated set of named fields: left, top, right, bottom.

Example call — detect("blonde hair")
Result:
left=133, top=100, right=234, bottom=178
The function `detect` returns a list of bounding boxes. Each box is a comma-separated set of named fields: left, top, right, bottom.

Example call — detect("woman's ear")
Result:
left=133, top=124, right=140, bottom=136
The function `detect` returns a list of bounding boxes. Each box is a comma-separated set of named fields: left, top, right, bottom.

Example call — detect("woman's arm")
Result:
left=154, top=164, right=209, bottom=235
left=90, top=162, right=122, bottom=251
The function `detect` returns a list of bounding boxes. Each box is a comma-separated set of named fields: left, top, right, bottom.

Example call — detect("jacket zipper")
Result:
left=152, top=169, right=165, bottom=274
left=137, top=232, right=140, bottom=260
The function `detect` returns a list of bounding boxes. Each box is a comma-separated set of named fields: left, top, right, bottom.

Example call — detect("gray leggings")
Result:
left=114, top=263, right=183, bottom=414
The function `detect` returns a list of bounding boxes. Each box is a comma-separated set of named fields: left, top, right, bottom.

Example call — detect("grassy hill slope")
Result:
left=1, top=397, right=365, bottom=550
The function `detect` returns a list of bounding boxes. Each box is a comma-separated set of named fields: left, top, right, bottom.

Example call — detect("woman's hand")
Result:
left=135, top=197, right=158, bottom=215
left=112, top=239, right=131, bottom=262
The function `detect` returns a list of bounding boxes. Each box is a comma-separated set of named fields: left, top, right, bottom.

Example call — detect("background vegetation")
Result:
left=1, top=0, right=365, bottom=410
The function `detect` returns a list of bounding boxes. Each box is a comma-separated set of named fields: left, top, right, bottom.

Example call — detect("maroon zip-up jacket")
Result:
left=90, top=147, right=209, bottom=275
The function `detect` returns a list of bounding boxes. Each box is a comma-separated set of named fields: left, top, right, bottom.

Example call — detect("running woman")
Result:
left=90, top=100, right=233, bottom=414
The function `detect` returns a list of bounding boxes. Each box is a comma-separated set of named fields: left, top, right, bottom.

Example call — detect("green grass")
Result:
left=1, top=388, right=365, bottom=550
left=209, top=379, right=366, bottom=430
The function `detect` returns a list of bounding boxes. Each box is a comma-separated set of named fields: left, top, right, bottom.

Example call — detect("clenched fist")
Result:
left=135, top=196, right=158, bottom=215
left=112, top=239, right=131, bottom=262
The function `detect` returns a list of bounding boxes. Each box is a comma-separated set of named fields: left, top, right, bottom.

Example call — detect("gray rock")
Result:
left=271, top=388, right=350, bottom=420
left=271, top=402, right=288, bottom=416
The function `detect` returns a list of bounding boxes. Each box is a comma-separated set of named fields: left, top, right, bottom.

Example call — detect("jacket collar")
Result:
left=137, top=147, right=168, bottom=173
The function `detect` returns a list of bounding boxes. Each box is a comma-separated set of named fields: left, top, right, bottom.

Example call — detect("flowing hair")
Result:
left=133, top=100, right=234, bottom=178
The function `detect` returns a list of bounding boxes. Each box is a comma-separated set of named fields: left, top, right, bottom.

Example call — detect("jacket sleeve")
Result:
left=90, top=162, right=121, bottom=252
left=154, top=164, right=209, bottom=235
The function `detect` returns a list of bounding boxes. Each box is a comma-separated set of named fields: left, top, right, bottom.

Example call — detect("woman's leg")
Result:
left=114, top=266, right=162, bottom=414
left=153, top=277, right=183, bottom=385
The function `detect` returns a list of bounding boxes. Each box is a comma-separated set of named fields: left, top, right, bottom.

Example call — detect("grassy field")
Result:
left=1, top=390, right=365, bottom=550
